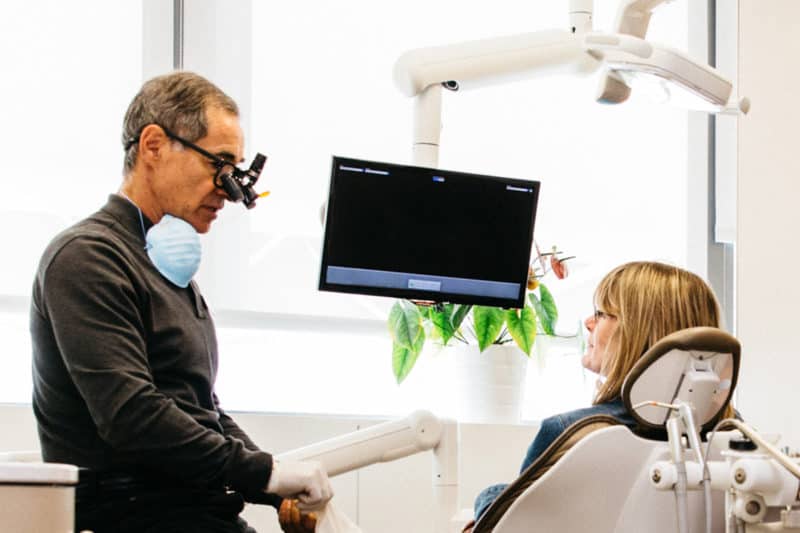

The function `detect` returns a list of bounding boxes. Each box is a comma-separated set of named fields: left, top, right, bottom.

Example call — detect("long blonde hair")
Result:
left=593, top=261, right=722, bottom=405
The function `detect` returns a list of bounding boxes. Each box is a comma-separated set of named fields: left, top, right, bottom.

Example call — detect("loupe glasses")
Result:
left=126, top=125, right=268, bottom=209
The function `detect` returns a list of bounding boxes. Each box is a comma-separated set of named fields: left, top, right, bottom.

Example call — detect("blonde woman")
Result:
left=471, top=261, right=731, bottom=523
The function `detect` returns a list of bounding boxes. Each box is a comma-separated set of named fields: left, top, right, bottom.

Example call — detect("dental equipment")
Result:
left=638, top=400, right=715, bottom=533
left=625, top=327, right=739, bottom=533
left=276, top=410, right=461, bottom=533
left=461, top=327, right=740, bottom=532
left=653, top=418, right=800, bottom=532
left=638, top=338, right=800, bottom=531
left=393, top=0, right=747, bottom=167
left=271, top=328, right=742, bottom=533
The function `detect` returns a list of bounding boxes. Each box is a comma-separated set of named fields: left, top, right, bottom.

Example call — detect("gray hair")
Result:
left=121, top=71, right=239, bottom=175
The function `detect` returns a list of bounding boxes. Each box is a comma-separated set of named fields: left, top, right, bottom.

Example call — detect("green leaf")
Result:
left=528, top=292, right=547, bottom=333
left=472, top=306, right=505, bottom=351
left=416, top=303, right=431, bottom=320
left=429, top=304, right=472, bottom=345
left=539, top=283, right=558, bottom=333
left=505, top=306, right=537, bottom=355
left=452, top=304, right=472, bottom=330
left=392, top=332, right=425, bottom=384
left=430, top=304, right=456, bottom=345
left=529, top=284, right=558, bottom=335
left=388, top=300, right=423, bottom=349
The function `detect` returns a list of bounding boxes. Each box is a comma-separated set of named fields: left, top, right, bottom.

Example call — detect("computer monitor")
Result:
left=319, top=156, right=540, bottom=308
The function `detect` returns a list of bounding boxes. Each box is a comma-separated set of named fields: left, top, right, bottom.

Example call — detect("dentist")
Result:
left=30, top=71, right=331, bottom=533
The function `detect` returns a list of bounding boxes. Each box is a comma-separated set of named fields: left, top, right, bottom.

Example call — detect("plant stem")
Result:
left=495, top=327, right=510, bottom=344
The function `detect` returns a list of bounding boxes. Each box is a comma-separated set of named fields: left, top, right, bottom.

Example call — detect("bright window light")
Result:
left=0, top=1, right=695, bottom=424
left=0, top=1, right=142, bottom=404
left=213, top=0, right=690, bottom=419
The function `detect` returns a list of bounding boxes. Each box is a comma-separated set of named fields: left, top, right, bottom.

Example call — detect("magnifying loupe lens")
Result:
left=220, top=173, right=244, bottom=202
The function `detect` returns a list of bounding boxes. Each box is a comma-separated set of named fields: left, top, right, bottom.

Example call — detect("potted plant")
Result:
left=388, top=244, right=573, bottom=383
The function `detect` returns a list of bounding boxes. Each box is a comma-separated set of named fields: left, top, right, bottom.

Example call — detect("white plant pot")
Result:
left=428, top=343, right=529, bottom=424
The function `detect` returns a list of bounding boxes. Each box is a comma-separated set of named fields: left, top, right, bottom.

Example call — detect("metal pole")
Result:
left=412, top=84, right=442, bottom=168
left=173, top=0, right=184, bottom=70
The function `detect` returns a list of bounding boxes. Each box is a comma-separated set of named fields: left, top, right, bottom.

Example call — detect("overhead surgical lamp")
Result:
left=393, top=0, right=748, bottom=167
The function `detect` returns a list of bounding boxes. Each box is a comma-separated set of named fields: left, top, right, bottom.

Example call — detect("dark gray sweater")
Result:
left=30, top=194, right=272, bottom=498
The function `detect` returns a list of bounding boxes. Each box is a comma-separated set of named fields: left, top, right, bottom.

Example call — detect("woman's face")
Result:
left=582, top=307, right=618, bottom=374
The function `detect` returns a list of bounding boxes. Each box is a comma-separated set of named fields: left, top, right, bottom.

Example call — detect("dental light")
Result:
left=393, top=0, right=747, bottom=167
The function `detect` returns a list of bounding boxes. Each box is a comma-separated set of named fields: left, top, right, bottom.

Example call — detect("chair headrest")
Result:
left=621, top=327, right=740, bottom=434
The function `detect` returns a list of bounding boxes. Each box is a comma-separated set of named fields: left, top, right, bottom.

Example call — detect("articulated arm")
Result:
left=393, top=1, right=741, bottom=166
left=275, top=411, right=459, bottom=533
left=614, top=0, right=674, bottom=39
left=393, top=30, right=601, bottom=167
left=393, top=30, right=599, bottom=98
left=275, top=410, right=444, bottom=477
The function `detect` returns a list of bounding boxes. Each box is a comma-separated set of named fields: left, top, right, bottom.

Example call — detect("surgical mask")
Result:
left=144, top=214, right=202, bottom=288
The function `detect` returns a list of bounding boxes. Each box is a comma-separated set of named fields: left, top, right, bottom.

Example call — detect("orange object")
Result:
left=278, top=499, right=317, bottom=532
left=550, top=256, right=569, bottom=280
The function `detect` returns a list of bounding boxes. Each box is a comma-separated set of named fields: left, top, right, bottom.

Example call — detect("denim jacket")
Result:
left=474, top=398, right=636, bottom=520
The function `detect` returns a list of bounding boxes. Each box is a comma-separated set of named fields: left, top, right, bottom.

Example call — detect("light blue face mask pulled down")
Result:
left=144, top=214, right=202, bottom=288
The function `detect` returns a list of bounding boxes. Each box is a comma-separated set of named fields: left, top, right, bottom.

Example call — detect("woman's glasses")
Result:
left=593, top=308, right=616, bottom=321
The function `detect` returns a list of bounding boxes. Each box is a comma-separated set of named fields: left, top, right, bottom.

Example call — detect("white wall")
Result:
left=734, top=1, right=800, bottom=448
left=0, top=404, right=537, bottom=532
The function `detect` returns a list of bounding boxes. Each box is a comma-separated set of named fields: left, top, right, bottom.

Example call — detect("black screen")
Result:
left=319, top=156, right=540, bottom=308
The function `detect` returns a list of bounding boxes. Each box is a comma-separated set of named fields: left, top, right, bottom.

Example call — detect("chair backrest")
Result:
left=488, top=424, right=724, bottom=532
left=474, top=327, right=740, bottom=532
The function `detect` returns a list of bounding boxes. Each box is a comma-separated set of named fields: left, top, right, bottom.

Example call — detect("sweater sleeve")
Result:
left=214, top=393, right=261, bottom=452
left=37, top=235, right=272, bottom=495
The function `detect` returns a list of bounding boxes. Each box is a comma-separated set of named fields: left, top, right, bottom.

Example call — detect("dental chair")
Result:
left=274, top=326, right=740, bottom=533
left=471, top=326, right=741, bottom=533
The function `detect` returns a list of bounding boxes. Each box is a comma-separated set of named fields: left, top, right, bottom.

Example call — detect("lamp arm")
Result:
left=394, top=30, right=602, bottom=166
left=275, top=410, right=444, bottom=477
left=395, top=1, right=741, bottom=163
left=393, top=30, right=601, bottom=98
left=391, top=1, right=675, bottom=98
left=614, top=0, right=675, bottom=38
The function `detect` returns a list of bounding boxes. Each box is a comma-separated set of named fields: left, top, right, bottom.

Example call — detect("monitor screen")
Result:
left=319, top=156, right=540, bottom=308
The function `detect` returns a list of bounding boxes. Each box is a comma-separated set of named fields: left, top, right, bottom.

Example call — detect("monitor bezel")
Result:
left=318, top=156, right=540, bottom=309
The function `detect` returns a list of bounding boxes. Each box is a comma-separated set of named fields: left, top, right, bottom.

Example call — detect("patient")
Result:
left=468, top=261, right=732, bottom=528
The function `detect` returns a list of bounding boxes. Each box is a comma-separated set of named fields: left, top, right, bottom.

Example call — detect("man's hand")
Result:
left=266, top=460, right=333, bottom=510
left=279, top=498, right=318, bottom=533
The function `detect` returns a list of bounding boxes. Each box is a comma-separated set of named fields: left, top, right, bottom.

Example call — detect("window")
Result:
left=1, top=1, right=696, bottom=424
left=211, top=0, right=691, bottom=419
left=0, top=0, right=143, bottom=402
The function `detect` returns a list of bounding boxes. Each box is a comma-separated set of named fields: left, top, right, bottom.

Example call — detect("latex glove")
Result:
left=267, top=460, right=333, bottom=510
left=279, top=498, right=318, bottom=533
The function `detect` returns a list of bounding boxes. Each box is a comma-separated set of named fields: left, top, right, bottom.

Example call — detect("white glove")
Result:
left=266, top=459, right=334, bottom=510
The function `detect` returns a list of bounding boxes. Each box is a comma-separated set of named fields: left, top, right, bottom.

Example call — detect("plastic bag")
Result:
left=316, top=501, right=363, bottom=533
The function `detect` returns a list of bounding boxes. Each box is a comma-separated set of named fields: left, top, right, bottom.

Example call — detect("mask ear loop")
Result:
left=136, top=208, right=149, bottom=251
left=119, top=192, right=149, bottom=251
